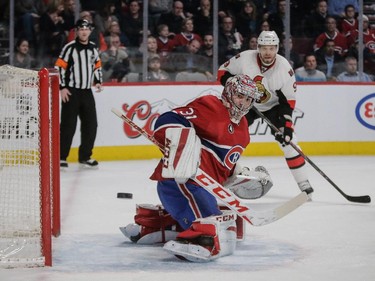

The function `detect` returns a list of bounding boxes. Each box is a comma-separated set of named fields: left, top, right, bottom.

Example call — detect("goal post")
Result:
left=0, top=65, right=60, bottom=267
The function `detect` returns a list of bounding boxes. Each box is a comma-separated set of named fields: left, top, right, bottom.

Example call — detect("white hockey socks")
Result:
left=162, top=127, right=201, bottom=184
left=163, top=211, right=237, bottom=262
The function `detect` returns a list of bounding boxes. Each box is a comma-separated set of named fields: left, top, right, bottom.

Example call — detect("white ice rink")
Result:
left=1, top=155, right=374, bottom=281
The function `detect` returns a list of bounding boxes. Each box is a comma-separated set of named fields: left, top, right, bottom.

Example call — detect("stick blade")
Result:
left=249, top=192, right=309, bottom=226
left=346, top=195, right=371, bottom=203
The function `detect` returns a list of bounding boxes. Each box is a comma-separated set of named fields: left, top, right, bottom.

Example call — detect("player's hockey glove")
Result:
left=275, top=114, right=293, bottom=146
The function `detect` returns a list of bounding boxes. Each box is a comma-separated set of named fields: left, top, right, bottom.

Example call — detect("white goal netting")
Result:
left=0, top=65, right=49, bottom=267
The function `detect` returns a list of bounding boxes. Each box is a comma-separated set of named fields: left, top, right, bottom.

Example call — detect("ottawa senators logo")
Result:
left=252, top=75, right=271, bottom=103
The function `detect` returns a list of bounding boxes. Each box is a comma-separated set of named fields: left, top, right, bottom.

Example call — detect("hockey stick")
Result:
left=112, top=107, right=310, bottom=226
left=252, top=107, right=371, bottom=204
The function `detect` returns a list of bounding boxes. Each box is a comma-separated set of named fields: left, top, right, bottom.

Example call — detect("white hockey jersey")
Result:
left=218, top=50, right=297, bottom=112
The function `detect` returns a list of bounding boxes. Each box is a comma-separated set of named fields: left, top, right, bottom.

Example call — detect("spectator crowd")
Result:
left=1, top=0, right=374, bottom=82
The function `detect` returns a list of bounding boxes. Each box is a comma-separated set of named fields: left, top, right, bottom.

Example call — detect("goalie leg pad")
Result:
left=120, top=204, right=181, bottom=244
left=224, top=165, right=273, bottom=199
left=162, top=127, right=201, bottom=184
left=163, top=211, right=237, bottom=262
left=219, top=205, right=246, bottom=241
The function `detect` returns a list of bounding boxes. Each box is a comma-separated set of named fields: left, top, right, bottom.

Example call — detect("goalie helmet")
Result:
left=222, top=74, right=262, bottom=124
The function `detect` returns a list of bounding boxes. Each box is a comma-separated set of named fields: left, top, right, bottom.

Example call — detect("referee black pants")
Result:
left=60, top=88, right=98, bottom=162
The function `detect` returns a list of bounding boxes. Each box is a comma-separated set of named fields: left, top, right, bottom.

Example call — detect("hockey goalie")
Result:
left=121, top=74, right=273, bottom=262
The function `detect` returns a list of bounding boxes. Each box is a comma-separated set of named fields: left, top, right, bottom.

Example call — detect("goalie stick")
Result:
left=252, top=107, right=371, bottom=204
left=111, top=108, right=310, bottom=226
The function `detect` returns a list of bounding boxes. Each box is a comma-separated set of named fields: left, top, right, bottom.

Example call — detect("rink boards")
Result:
left=67, top=82, right=375, bottom=161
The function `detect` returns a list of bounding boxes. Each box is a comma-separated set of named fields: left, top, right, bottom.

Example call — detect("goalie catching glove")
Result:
left=224, top=164, right=273, bottom=199
left=162, top=127, right=201, bottom=184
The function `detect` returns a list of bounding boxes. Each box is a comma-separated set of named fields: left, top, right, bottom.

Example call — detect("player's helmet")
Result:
left=257, top=31, right=279, bottom=66
left=222, top=74, right=262, bottom=124
left=257, top=30, right=279, bottom=48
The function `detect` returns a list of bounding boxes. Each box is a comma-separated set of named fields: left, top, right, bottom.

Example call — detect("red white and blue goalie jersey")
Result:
left=150, top=94, right=250, bottom=184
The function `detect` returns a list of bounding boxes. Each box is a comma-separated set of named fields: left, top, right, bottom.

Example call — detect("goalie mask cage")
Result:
left=0, top=65, right=60, bottom=267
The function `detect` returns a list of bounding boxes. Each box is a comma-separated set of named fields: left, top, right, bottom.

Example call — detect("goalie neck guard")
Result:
left=222, top=74, right=262, bottom=124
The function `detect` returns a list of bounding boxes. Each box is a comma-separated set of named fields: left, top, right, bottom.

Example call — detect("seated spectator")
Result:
left=242, top=34, right=258, bottom=50
left=218, top=16, right=243, bottom=64
left=67, top=11, right=107, bottom=52
left=104, top=20, right=130, bottom=47
left=172, top=18, right=202, bottom=48
left=314, top=16, right=348, bottom=57
left=316, top=39, right=345, bottom=81
left=236, top=1, right=259, bottom=39
left=198, top=33, right=214, bottom=76
left=279, top=36, right=302, bottom=69
left=339, top=4, right=358, bottom=37
left=328, top=0, right=358, bottom=19
left=156, top=24, right=175, bottom=57
left=165, top=38, right=211, bottom=79
left=157, top=1, right=187, bottom=36
left=337, top=56, right=373, bottom=82
left=258, top=19, right=271, bottom=34
left=193, top=0, right=213, bottom=38
left=61, top=0, right=76, bottom=36
left=130, top=35, right=159, bottom=72
left=346, top=15, right=375, bottom=50
left=198, top=33, right=213, bottom=58
left=347, top=39, right=375, bottom=76
left=15, top=0, right=46, bottom=51
left=93, top=2, right=119, bottom=34
left=146, top=54, right=171, bottom=82
left=37, top=4, right=66, bottom=67
left=100, top=34, right=131, bottom=82
left=119, top=0, right=145, bottom=48
left=149, top=0, right=172, bottom=34
left=267, top=0, right=286, bottom=38
left=303, top=0, right=329, bottom=39
left=12, top=38, right=37, bottom=69
left=295, top=54, right=327, bottom=82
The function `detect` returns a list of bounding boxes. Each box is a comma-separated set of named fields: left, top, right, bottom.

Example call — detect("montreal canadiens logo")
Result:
left=355, top=93, right=375, bottom=130
left=224, top=145, right=243, bottom=169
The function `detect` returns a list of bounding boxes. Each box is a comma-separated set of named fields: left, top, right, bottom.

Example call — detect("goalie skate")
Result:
left=164, top=240, right=214, bottom=262
left=163, top=211, right=237, bottom=262
left=120, top=224, right=178, bottom=244
left=120, top=204, right=180, bottom=244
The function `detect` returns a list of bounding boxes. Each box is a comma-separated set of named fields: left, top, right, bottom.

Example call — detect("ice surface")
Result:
left=1, top=156, right=374, bottom=281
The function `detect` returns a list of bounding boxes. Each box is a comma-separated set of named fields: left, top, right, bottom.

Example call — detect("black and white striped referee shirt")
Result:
left=55, top=39, right=102, bottom=90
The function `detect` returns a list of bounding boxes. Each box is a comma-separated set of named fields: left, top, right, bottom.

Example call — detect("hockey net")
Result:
left=0, top=65, right=60, bottom=267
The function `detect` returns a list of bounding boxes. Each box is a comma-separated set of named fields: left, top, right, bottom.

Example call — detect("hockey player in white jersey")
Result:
left=217, top=30, right=314, bottom=196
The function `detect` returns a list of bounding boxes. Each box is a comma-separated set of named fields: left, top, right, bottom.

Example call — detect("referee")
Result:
left=55, top=19, right=103, bottom=169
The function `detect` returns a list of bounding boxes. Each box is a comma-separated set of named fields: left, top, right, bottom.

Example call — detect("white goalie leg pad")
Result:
left=162, top=127, right=201, bottom=184
left=163, top=211, right=237, bottom=262
left=219, top=205, right=246, bottom=241
left=224, top=165, right=273, bottom=199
